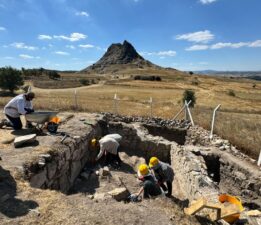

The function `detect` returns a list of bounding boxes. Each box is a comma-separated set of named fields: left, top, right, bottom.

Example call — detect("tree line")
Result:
left=0, top=66, right=60, bottom=93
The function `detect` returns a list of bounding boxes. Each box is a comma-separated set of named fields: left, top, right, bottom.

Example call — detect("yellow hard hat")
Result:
left=91, top=138, right=97, bottom=146
left=149, top=157, right=159, bottom=168
left=138, top=164, right=149, bottom=176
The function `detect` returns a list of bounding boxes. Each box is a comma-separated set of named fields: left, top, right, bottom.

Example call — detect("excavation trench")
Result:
left=24, top=116, right=261, bottom=208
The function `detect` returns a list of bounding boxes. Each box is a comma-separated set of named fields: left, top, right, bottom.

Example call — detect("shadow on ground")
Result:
left=0, top=166, right=38, bottom=218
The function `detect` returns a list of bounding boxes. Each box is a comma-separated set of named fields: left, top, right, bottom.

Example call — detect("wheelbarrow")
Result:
left=25, top=111, right=59, bottom=133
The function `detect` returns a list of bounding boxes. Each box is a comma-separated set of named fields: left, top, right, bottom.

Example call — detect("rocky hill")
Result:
left=82, top=40, right=160, bottom=74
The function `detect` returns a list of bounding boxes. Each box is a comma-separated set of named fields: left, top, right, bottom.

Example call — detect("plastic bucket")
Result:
left=218, top=194, right=244, bottom=223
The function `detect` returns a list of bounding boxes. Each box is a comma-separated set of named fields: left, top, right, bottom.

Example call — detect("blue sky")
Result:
left=0, top=0, right=261, bottom=71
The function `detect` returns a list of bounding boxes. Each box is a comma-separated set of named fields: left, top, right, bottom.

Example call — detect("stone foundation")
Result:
left=22, top=114, right=261, bottom=207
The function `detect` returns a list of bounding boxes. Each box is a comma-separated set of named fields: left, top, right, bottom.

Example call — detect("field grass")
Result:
left=0, top=70, right=260, bottom=159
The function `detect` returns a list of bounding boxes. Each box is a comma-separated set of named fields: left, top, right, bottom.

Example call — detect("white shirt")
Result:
left=96, top=137, right=120, bottom=160
left=4, top=94, right=33, bottom=118
left=103, top=134, right=122, bottom=142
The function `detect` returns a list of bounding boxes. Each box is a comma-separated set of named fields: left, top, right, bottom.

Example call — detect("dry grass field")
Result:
left=0, top=69, right=260, bottom=158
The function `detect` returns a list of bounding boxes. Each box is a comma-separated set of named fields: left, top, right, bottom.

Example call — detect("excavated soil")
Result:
left=0, top=112, right=260, bottom=225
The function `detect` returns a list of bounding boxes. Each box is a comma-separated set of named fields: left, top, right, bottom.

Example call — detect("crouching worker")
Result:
left=1, top=92, right=35, bottom=130
left=92, top=134, right=122, bottom=168
left=130, top=164, right=162, bottom=201
left=149, top=157, right=174, bottom=197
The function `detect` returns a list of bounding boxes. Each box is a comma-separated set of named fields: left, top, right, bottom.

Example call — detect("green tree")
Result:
left=0, top=67, right=24, bottom=93
left=182, top=89, right=196, bottom=107
left=48, top=70, right=60, bottom=80
left=79, top=78, right=89, bottom=86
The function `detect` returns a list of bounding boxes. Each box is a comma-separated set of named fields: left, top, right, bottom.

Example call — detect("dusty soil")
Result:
left=0, top=152, right=216, bottom=225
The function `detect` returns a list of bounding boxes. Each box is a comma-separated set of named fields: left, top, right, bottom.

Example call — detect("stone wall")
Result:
left=108, top=122, right=172, bottom=163
left=24, top=124, right=103, bottom=193
left=170, top=146, right=219, bottom=201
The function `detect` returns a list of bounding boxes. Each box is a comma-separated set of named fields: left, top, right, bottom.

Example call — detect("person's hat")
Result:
left=138, top=164, right=149, bottom=177
left=91, top=138, right=97, bottom=146
left=149, top=157, right=159, bottom=169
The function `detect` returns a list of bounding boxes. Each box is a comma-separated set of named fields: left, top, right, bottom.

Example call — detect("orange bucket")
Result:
left=218, top=194, right=244, bottom=223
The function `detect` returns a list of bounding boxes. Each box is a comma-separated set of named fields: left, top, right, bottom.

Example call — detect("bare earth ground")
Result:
left=0, top=152, right=212, bottom=225
left=0, top=112, right=217, bottom=225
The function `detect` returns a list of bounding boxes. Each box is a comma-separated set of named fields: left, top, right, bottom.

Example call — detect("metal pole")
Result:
left=185, top=101, right=194, bottom=126
left=173, top=100, right=191, bottom=120
left=210, top=104, right=221, bottom=140
left=258, top=150, right=261, bottom=167
left=74, top=89, right=78, bottom=110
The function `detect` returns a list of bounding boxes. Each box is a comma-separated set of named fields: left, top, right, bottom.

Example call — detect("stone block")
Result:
left=30, top=169, right=47, bottom=188
left=108, top=187, right=130, bottom=201
left=47, top=162, right=57, bottom=180
left=100, top=166, right=110, bottom=176
left=14, top=134, right=37, bottom=148
left=70, top=161, right=82, bottom=183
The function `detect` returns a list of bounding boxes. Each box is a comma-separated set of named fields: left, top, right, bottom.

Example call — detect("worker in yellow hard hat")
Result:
left=91, top=133, right=122, bottom=168
left=130, top=164, right=162, bottom=201
left=149, top=157, right=174, bottom=197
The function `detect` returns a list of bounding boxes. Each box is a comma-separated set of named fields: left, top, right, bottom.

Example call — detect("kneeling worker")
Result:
left=149, top=157, right=174, bottom=197
left=131, top=164, right=162, bottom=201
left=92, top=134, right=122, bottom=168
left=1, top=92, right=35, bottom=130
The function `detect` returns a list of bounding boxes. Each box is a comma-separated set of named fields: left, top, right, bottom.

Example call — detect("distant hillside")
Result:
left=81, top=40, right=160, bottom=74
left=193, top=70, right=261, bottom=77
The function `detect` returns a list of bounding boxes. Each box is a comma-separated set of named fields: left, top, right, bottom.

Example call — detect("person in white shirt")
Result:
left=91, top=134, right=122, bottom=168
left=1, top=92, right=35, bottom=130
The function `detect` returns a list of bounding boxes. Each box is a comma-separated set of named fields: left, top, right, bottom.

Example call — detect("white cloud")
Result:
left=10, top=42, right=38, bottom=50
left=249, top=40, right=261, bottom=47
left=75, top=11, right=89, bottom=17
left=0, top=26, right=6, bottom=31
left=176, top=30, right=214, bottom=43
left=53, top=33, right=87, bottom=42
left=54, top=51, right=70, bottom=55
left=199, top=0, right=217, bottom=4
left=78, top=44, right=94, bottom=48
left=211, top=42, right=249, bottom=49
left=184, top=40, right=261, bottom=51
left=157, top=50, right=177, bottom=57
left=140, top=50, right=177, bottom=57
left=66, top=45, right=75, bottom=49
left=19, top=54, right=40, bottom=59
left=38, top=34, right=52, bottom=40
left=185, top=45, right=209, bottom=51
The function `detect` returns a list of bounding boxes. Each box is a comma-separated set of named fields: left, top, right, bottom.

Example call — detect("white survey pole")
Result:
left=258, top=150, right=261, bottom=167
left=173, top=100, right=191, bottom=120
left=113, top=93, right=119, bottom=114
left=149, top=97, right=153, bottom=117
left=74, top=89, right=78, bottom=110
left=210, top=104, right=221, bottom=140
left=27, top=86, right=32, bottom=93
left=185, top=101, right=194, bottom=126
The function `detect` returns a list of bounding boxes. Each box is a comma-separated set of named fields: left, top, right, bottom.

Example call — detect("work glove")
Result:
left=128, top=194, right=139, bottom=202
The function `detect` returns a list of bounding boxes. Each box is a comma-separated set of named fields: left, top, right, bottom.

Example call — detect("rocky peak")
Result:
left=96, top=40, right=143, bottom=65
left=82, top=40, right=157, bottom=72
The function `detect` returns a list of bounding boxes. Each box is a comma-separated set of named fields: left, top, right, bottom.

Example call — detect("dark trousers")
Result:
left=5, top=114, right=22, bottom=130
left=105, top=152, right=122, bottom=166
left=160, top=181, right=172, bottom=197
